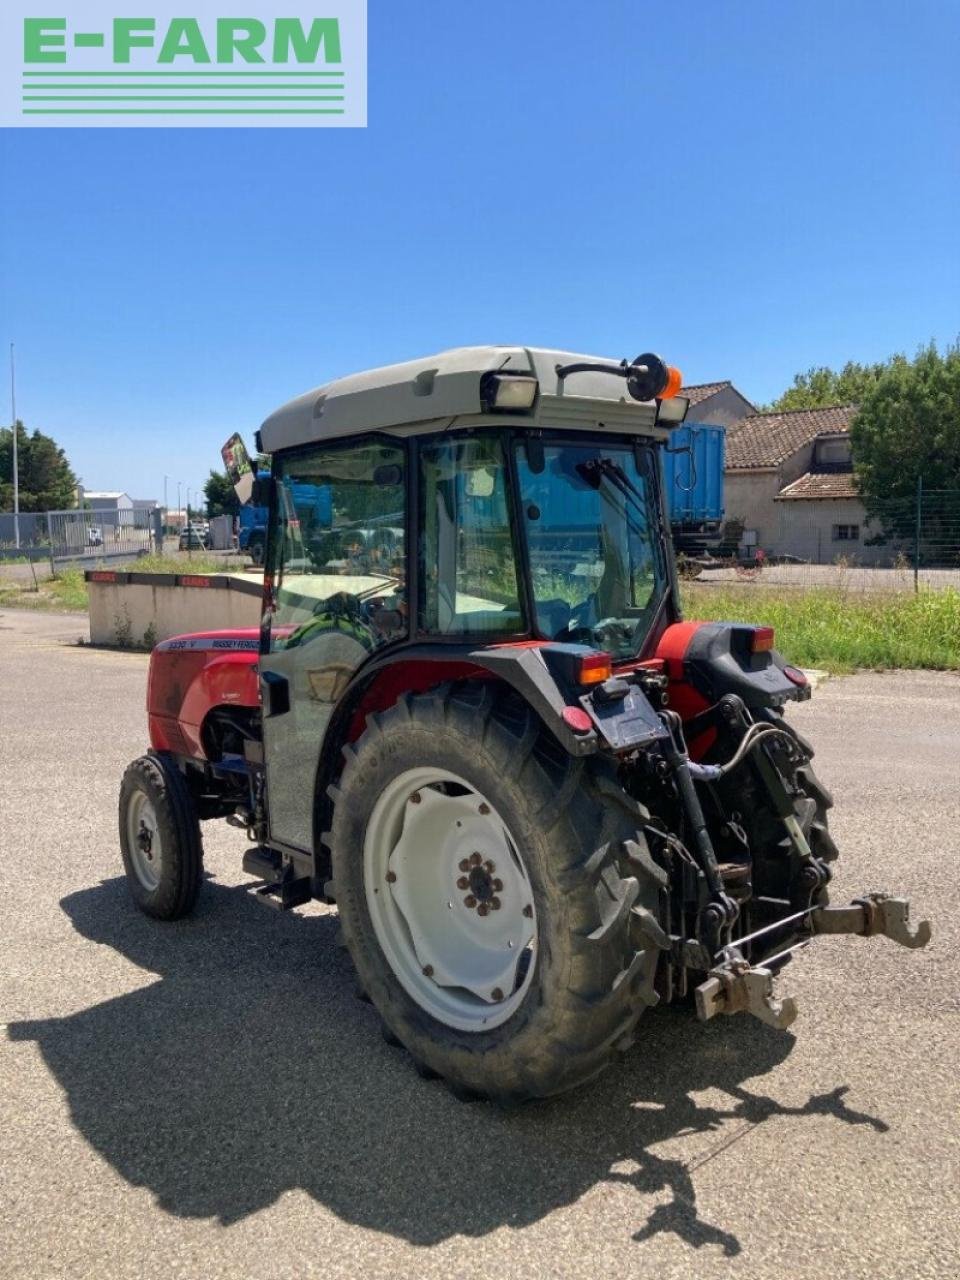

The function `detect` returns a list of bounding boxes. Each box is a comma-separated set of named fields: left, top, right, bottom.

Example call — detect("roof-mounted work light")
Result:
left=655, top=394, right=690, bottom=426
left=480, top=371, right=539, bottom=413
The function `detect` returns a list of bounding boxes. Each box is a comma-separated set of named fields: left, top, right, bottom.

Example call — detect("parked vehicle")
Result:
left=118, top=345, right=929, bottom=1104
left=179, top=524, right=207, bottom=551
left=237, top=478, right=333, bottom=566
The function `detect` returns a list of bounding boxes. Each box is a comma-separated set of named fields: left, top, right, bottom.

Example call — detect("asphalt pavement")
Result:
left=1, top=607, right=958, bottom=1280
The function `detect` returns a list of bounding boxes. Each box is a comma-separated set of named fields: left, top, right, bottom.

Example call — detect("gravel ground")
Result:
left=1, top=608, right=958, bottom=1280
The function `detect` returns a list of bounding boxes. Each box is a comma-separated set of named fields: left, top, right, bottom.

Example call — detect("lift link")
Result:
left=694, top=894, right=931, bottom=1031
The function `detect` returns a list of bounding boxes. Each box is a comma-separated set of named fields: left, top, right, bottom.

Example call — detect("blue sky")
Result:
left=1, top=0, right=958, bottom=502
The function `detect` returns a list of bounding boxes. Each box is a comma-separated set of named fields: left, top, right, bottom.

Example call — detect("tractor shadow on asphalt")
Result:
left=10, top=877, right=889, bottom=1255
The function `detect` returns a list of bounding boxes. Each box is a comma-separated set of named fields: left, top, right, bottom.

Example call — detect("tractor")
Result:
left=118, top=345, right=930, bottom=1104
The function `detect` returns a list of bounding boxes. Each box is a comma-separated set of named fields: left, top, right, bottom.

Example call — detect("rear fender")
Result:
left=657, top=620, right=806, bottom=724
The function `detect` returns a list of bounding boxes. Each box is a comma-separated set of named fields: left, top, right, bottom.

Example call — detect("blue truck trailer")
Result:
left=237, top=477, right=333, bottom=565
left=662, top=421, right=725, bottom=555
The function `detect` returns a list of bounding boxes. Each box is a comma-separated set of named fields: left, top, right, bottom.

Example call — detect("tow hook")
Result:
left=811, top=893, right=932, bottom=949
left=695, top=958, right=798, bottom=1030
left=695, top=893, right=930, bottom=1032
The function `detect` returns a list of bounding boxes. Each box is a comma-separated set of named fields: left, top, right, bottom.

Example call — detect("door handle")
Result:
left=261, top=670, right=290, bottom=717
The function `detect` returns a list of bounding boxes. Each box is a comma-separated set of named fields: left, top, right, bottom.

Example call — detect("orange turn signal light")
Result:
left=751, top=626, right=775, bottom=653
left=660, top=365, right=683, bottom=400
left=578, top=652, right=613, bottom=685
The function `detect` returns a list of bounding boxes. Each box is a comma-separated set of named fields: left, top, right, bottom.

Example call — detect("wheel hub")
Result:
left=363, top=767, right=538, bottom=1032
left=126, top=791, right=162, bottom=891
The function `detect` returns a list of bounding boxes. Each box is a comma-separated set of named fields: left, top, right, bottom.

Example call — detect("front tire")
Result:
left=119, top=753, right=204, bottom=919
left=327, top=684, right=666, bottom=1103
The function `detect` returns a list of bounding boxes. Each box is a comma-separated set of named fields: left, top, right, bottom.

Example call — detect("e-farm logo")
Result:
left=0, top=2, right=366, bottom=127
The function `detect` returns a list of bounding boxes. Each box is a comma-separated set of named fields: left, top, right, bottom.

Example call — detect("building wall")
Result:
left=773, top=498, right=901, bottom=565
left=723, top=470, right=781, bottom=546
left=690, top=386, right=755, bottom=430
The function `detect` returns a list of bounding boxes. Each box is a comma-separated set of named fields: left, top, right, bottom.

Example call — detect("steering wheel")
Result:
left=591, top=616, right=634, bottom=648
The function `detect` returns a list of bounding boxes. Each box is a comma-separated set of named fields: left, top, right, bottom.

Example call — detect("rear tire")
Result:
left=248, top=536, right=265, bottom=567
left=119, top=752, right=204, bottom=920
left=327, top=684, right=665, bottom=1103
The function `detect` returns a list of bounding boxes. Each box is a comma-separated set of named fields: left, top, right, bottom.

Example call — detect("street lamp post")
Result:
left=9, top=344, right=20, bottom=550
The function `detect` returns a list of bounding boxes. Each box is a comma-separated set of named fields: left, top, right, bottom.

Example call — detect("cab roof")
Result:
left=259, top=345, right=666, bottom=453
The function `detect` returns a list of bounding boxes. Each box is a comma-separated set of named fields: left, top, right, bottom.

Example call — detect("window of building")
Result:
left=832, top=523, right=860, bottom=541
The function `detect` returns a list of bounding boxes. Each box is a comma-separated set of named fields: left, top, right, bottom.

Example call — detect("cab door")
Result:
left=258, top=440, right=407, bottom=852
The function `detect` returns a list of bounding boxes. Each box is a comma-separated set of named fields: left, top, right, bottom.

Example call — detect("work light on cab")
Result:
left=480, top=372, right=539, bottom=412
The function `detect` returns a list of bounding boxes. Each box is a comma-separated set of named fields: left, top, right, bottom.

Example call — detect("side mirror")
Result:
left=221, top=432, right=255, bottom=505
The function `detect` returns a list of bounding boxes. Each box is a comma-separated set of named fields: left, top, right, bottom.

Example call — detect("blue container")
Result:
left=663, top=422, right=725, bottom=553
left=664, top=422, right=725, bottom=522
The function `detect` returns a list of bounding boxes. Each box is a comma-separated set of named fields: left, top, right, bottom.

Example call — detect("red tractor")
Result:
left=118, top=346, right=929, bottom=1103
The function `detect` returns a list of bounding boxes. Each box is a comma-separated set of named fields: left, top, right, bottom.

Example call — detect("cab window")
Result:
left=418, top=435, right=524, bottom=636
left=268, top=441, right=406, bottom=656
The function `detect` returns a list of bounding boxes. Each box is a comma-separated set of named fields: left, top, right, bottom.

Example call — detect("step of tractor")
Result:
left=242, top=846, right=312, bottom=912
left=252, top=874, right=313, bottom=912
left=242, top=845, right=282, bottom=879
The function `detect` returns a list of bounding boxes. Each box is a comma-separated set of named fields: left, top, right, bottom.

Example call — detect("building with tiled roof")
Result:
left=722, top=403, right=898, bottom=564
left=725, top=405, right=857, bottom=470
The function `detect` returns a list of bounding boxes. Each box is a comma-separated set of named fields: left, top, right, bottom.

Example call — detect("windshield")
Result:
left=515, top=439, right=666, bottom=659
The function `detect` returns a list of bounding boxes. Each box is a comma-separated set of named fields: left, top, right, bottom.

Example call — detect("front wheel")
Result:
left=119, top=753, right=204, bottom=919
left=327, top=684, right=666, bottom=1103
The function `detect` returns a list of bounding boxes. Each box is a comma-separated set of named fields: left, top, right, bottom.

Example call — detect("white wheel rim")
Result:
left=363, top=767, right=538, bottom=1032
left=127, top=790, right=162, bottom=891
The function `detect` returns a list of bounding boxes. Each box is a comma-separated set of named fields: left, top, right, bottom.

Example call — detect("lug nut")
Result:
left=491, top=988, right=504, bottom=1001
left=522, top=904, right=533, bottom=918
left=484, top=860, right=495, bottom=873
left=385, top=871, right=397, bottom=883
left=464, top=895, right=477, bottom=908
left=477, top=903, right=490, bottom=917
left=422, top=964, right=434, bottom=977
left=409, top=791, right=422, bottom=804
left=478, top=803, right=491, bottom=815
left=469, top=852, right=482, bottom=867
left=457, top=876, right=469, bottom=890
left=458, top=859, right=470, bottom=872
left=491, top=897, right=502, bottom=910
left=492, top=878, right=503, bottom=892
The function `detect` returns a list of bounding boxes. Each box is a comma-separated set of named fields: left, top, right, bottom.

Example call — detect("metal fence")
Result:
left=0, top=507, right=161, bottom=563
left=682, top=487, right=960, bottom=592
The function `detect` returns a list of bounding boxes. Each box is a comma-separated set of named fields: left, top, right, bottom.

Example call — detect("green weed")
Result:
left=682, top=583, right=960, bottom=673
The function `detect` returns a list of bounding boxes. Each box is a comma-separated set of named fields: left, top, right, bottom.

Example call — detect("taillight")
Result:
left=751, top=626, right=775, bottom=653
left=578, top=652, right=613, bottom=685
left=783, top=664, right=808, bottom=687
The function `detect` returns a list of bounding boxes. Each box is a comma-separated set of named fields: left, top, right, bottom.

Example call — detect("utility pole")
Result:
left=9, top=344, right=20, bottom=550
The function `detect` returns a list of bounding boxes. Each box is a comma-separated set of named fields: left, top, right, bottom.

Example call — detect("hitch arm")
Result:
left=695, top=961, right=798, bottom=1031
left=811, top=893, right=931, bottom=950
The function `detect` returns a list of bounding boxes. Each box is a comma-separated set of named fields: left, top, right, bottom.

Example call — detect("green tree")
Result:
left=203, top=468, right=240, bottom=519
left=851, top=341, right=960, bottom=513
left=0, top=421, right=78, bottom=512
left=761, top=358, right=907, bottom=412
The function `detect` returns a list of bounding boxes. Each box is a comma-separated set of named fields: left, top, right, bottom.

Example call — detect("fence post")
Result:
left=914, top=475, right=923, bottom=594
left=46, top=511, right=55, bottom=576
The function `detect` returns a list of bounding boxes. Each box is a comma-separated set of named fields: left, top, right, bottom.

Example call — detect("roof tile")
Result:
left=726, top=404, right=858, bottom=469
left=776, top=471, right=861, bottom=500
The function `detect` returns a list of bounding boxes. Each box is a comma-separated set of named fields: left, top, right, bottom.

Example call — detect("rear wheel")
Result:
left=248, top=535, right=265, bottom=567
left=327, top=684, right=666, bottom=1103
left=119, top=753, right=204, bottom=919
